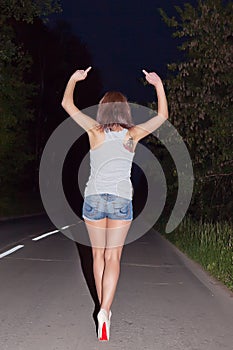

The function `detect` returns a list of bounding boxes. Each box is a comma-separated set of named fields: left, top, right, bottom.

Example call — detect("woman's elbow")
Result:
left=162, top=108, right=169, bottom=120
left=158, top=112, right=169, bottom=120
left=61, top=100, right=70, bottom=113
left=61, top=99, right=67, bottom=109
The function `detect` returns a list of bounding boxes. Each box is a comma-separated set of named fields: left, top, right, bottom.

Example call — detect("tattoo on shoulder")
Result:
left=123, top=136, right=134, bottom=152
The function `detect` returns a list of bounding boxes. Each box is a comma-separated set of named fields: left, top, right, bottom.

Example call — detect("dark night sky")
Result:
left=50, top=0, right=196, bottom=103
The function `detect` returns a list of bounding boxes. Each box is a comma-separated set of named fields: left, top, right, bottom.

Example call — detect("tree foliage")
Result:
left=15, top=19, right=102, bottom=192
left=0, top=1, right=61, bottom=191
left=156, top=0, right=233, bottom=221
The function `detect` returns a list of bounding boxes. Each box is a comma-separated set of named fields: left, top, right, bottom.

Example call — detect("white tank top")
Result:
left=84, top=128, right=135, bottom=200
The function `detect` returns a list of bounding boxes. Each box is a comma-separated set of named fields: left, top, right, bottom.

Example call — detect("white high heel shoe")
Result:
left=97, top=308, right=112, bottom=341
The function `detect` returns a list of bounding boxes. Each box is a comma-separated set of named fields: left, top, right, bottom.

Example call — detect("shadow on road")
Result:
left=75, top=242, right=100, bottom=335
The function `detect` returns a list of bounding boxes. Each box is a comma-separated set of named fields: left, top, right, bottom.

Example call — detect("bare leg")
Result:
left=84, top=218, right=107, bottom=303
left=84, top=218, right=132, bottom=315
left=100, top=219, right=132, bottom=316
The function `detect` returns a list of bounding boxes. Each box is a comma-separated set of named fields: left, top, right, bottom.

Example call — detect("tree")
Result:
left=0, top=0, right=61, bottom=191
left=155, top=0, right=233, bottom=221
left=15, top=19, right=102, bottom=192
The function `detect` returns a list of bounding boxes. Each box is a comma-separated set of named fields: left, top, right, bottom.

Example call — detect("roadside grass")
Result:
left=155, top=216, right=233, bottom=292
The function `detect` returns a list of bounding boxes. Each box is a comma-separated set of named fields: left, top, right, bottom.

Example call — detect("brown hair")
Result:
left=96, top=91, right=134, bottom=132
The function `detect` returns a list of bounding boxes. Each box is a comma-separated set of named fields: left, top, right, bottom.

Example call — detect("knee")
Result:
left=92, top=248, right=105, bottom=260
left=104, top=248, right=122, bottom=263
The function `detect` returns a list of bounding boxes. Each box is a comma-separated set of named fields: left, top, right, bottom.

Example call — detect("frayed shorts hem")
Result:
left=82, top=215, right=133, bottom=222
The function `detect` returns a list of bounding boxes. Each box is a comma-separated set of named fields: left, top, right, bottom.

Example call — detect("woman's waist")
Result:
left=86, top=175, right=132, bottom=184
left=84, top=178, right=133, bottom=199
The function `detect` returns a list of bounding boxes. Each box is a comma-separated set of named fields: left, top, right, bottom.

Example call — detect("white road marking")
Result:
left=0, top=245, right=24, bottom=258
left=0, top=222, right=83, bottom=259
left=32, top=229, right=59, bottom=241
left=60, top=223, right=79, bottom=229
left=31, top=223, right=80, bottom=241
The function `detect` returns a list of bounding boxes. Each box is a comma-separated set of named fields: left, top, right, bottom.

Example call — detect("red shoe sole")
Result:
left=99, top=322, right=108, bottom=341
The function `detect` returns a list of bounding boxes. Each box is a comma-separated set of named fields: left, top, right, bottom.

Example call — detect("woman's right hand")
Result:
left=71, top=67, right=92, bottom=82
left=142, top=70, right=162, bottom=88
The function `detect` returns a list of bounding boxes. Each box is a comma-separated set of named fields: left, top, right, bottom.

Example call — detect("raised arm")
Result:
left=131, top=70, right=169, bottom=142
left=61, top=67, right=99, bottom=132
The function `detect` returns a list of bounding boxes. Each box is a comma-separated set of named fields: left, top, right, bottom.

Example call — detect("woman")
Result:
left=61, top=67, right=168, bottom=341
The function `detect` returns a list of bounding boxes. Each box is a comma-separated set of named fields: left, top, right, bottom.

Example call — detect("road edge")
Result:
left=0, top=212, right=46, bottom=222
left=153, top=228, right=233, bottom=300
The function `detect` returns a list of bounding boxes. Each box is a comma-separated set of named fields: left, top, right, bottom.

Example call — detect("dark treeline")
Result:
left=17, top=18, right=102, bottom=191
left=1, top=16, right=102, bottom=199
left=151, top=0, right=233, bottom=223
left=17, top=18, right=104, bottom=216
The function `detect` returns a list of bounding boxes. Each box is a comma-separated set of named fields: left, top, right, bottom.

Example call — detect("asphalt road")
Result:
left=0, top=214, right=233, bottom=350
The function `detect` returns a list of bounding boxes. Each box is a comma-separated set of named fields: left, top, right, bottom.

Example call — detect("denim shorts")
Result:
left=82, top=193, right=133, bottom=221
